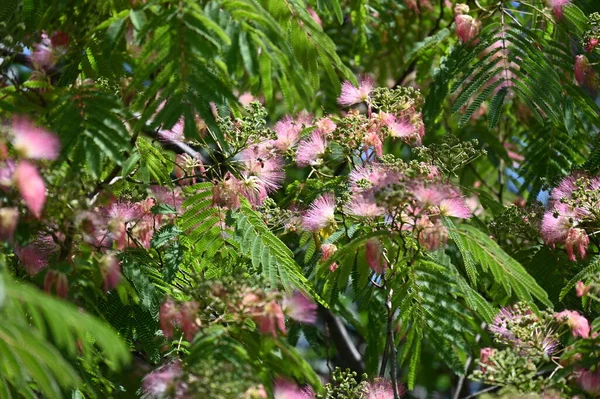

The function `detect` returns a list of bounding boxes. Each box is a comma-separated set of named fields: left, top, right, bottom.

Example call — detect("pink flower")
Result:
left=564, top=227, right=589, bottom=261
left=0, top=160, right=16, bottom=188
left=345, top=192, right=385, bottom=218
left=366, top=239, right=387, bottom=274
left=578, top=369, right=600, bottom=396
left=212, top=172, right=242, bottom=209
left=417, top=216, right=448, bottom=251
left=0, top=207, right=18, bottom=241
left=273, top=116, right=302, bottom=152
left=142, top=361, right=185, bottom=399
left=14, top=161, right=46, bottom=218
left=157, top=118, right=184, bottom=142
left=307, top=7, right=322, bottom=27
left=540, top=205, right=575, bottom=245
left=547, top=0, right=571, bottom=20
left=160, top=298, right=182, bottom=339
left=364, top=131, right=383, bottom=158
left=439, top=198, right=472, bottom=219
left=576, top=281, right=591, bottom=297
left=273, top=379, right=314, bottom=399
left=365, top=378, right=404, bottom=399
left=321, top=243, right=337, bottom=261
left=15, top=235, right=58, bottom=275
left=337, top=75, right=374, bottom=106
left=302, top=193, right=336, bottom=232
left=315, top=117, right=337, bottom=135
left=100, top=253, right=121, bottom=291
left=174, top=153, right=205, bottom=185
left=43, top=270, right=69, bottom=298
left=554, top=310, right=590, bottom=338
left=239, top=150, right=285, bottom=204
left=575, top=55, right=593, bottom=87
left=258, top=301, right=287, bottom=336
left=11, top=117, right=60, bottom=160
left=180, top=301, right=199, bottom=341
left=31, top=32, right=64, bottom=70
left=283, top=291, right=318, bottom=324
left=296, top=131, right=327, bottom=167
left=586, top=38, right=599, bottom=53
left=455, top=14, right=480, bottom=45
left=479, top=347, right=495, bottom=373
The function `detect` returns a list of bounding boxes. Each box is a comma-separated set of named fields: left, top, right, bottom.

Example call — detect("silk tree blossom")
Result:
left=44, top=269, right=69, bottom=298
left=14, top=161, right=47, bottom=218
left=11, top=117, right=60, bottom=160
left=315, top=117, right=337, bottom=135
left=142, top=361, right=186, bottom=399
left=554, top=310, right=590, bottom=338
left=257, top=301, right=287, bottom=336
left=366, top=239, right=387, bottom=274
left=578, top=369, right=600, bottom=396
left=282, top=291, right=318, bottom=324
left=564, top=227, right=589, bottom=261
left=337, top=75, right=374, bottom=106
left=321, top=243, right=339, bottom=272
left=296, top=131, right=327, bottom=167
left=212, top=172, right=242, bottom=209
left=273, top=116, right=302, bottom=152
left=31, top=32, right=68, bottom=70
left=454, top=4, right=481, bottom=45
left=302, top=193, right=336, bottom=232
left=346, top=192, right=386, bottom=218
left=15, top=235, right=59, bottom=275
left=365, top=378, right=405, bottom=399
left=576, top=281, right=591, bottom=297
left=157, top=118, right=184, bottom=142
left=239, top=149, right=285, bottom=204
left=417, top=216, right=448, bottom=251
left=547, top=0, right=571, bottom=20
left=100, top=253, right=121, bottom=291
left=439, top=198, right=472, bottom=219
left=575, top=55, right=594, bottom=87
left=273, top=379, right=314, bottom=399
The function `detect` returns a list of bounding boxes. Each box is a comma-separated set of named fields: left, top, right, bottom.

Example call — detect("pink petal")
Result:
left=12, top=116, right=60, bottom=160
left=15, top=161, right=46, bottom=218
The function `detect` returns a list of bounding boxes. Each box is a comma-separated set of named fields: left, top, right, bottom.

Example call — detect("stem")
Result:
left=386, top=287, right=401, bottom=399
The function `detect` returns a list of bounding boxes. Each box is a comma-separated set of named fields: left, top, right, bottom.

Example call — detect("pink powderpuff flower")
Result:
left=159, top=298, right=183, bottom=340
left=282, top=291, right=318, bottom=324
left=540, top=204, right=576, bottom=245
left=576, top=281, right=591, bottom=297
left=240, top=152, right=285, bottom=194
left=439, top=198, right=472, bottom=219
left=180, top=301, right=199, bottom=341
left=44, top=270, right=69, bottom=298
left=365, top=378, right=405, bottom=399
left=0, top=207, right=18, bottom=241
left=455, top=14, right=481, bottom=45
left=578, top=369, right=600, bottom=396
left=15, top=235, right=59, bottom=276
left=296, top=131, right=327, bottom=167
left=11, top=117, right=60, bottom=160
left=273, top=116, right=302, bottom=152
left=212, top=173, right=242, bottom=209
left=547, top=0, right=571, bottom=20
left=554, top=310, right=590, bottom=338
left=337, top=75, right=374, bottom=107
left=273, top=379, right=314, bottom=399
left=30, top=33, right=56, bottom=70
left=364, top=131, right=383, bottom=158
left=157, top=118, right=185, bottom=142
left=315, top=117, right=337, bottom=135
left=14, top=161, right=46, bottom=218
left=366, top=239, right=387, bottom=274
left=345, top=192, right=385, bottom=218
left=417, top=216, right=448, bottom=251
left=174, top=153, right=205, bottom=185
left=142, top=361, right=185, bottom=399
left=257, top=301, right=287, bottom=336
left=564, top=227, right=589, bottom=261
left=100, top=253, right=121, bottom=291
left=303, top=193, right=336, bottom=232
left=575, top=55, right=594, bottom=87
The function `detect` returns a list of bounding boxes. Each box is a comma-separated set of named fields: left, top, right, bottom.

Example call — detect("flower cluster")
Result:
left=540, top=173, right=600, bottom=261
left=454, top=4, right=481, bottom=45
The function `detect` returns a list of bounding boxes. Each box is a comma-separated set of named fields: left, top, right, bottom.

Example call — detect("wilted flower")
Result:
left=575, top=55, right=594, bottom=87
left=586, top=37, right=599, bottom=53
left=417, top=216, right=448, bottom=251
left=302, top=193, right=336, bottom=233
left=296, top=131, right=327, bottom=167
left=273, top=378, right=314, bottom=399
left=337, top=75, right=374, bottom=106
left=282, top=291, right=318, bottom=324
left=180, top=301, right=200, bottom=341
left=479, top=347, right=495, bottom=373
left=160, top=298, right=183, bottom=340
left=14, top=161, right=46, bottom=218
left=321, top=243, right=337, bottom=260
left=44, top=269, right=69, bottom=298
left=365, top=238, right=387, bottom=274
left=0, top=207, right=18, bottom=241
left=212, top=173, right=242, bottom=209
left=554, top=310, right=590, bottom=338
left=11, top=117, right=60, bottom=160
left=564, top=227, right=589, bottom=261
left=576, top=281, right=591, bottom=297
left=30, top=32, right=68, bottom=70
left=100, top=253, right=121, bottom=291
